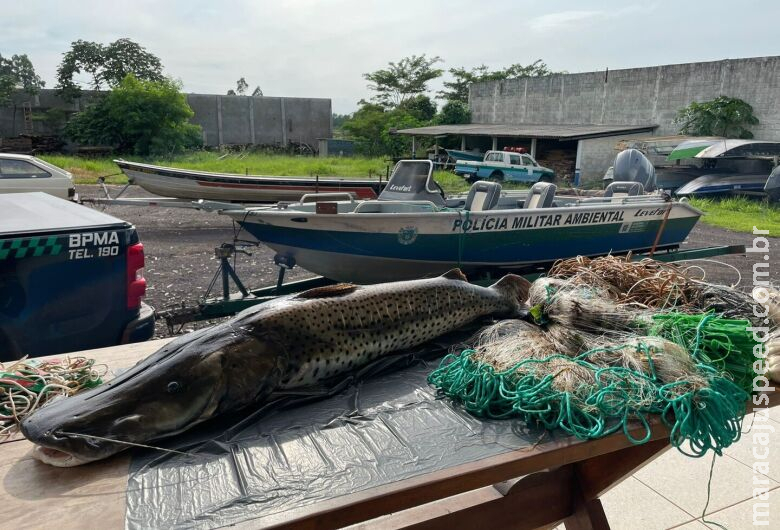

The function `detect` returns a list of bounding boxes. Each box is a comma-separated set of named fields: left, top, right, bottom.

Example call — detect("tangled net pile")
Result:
left=429, top=255, right=760, bottom=457
left=0, top=357, right=105, bottom=439
left=547, top=254, right=758, bottom=323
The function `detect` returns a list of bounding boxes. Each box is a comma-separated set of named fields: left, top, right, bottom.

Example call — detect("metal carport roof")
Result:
left=394, top=123, right=658, bottom=141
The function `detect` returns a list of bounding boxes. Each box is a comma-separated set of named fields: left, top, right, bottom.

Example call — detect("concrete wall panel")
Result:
left=470, top=56, right=780, bottom=182
left=1, top=90, right=332, bottom=149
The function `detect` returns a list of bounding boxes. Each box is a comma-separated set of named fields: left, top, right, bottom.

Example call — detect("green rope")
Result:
left=428, top=322, right=750, bottom=457
left=649, top=313, right=757, bottom=392
left=455, top=209, right=470, bottom=268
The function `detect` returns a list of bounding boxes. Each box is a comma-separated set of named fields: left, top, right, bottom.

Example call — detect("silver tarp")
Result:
left=125, top=339, right=549, bottom=529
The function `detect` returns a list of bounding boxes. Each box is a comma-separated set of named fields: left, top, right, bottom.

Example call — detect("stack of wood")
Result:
left=0, top=136, right=33, bottom=153
left=0, top=135, right=64, bottom=154
left=537, top=149, right=575, bottom=181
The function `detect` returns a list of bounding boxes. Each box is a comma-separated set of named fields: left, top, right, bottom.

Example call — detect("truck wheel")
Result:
left=489, top=171, right=504, bottom=182
left=539, top=174, right=555, bottom=183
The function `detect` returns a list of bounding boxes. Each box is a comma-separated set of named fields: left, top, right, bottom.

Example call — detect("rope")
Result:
left=649, top=313, right=757, bottom=392
left=455, top=209, right=471, bottom=268
left=1, top=357, right=105, bottom=439
left=428, top=319, right=750, bottom=457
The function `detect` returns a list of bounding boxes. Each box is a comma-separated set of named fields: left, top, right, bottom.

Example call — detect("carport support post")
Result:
left=574, top=140, right=583, bottom=187
left=461, top=135, right=466, bottom=150
left=491, top=136, right=498, bottom=150
left=411, top=136, right=416, bottom=158
left=530, top=138, right=537, bottom=158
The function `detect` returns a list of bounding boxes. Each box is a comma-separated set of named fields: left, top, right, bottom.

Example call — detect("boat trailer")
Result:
left=156, top=243, right=748, bottom=332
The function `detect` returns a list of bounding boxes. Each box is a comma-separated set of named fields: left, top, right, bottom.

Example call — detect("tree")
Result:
left=236, top=77, right=248, bottom=95
left=674, top=96, right=759, bottom=139
left=56, top=38, right=163, bottom=100
left=363, top=54, right=443, bottom=107
left=228, top=78, right=263, bottom=96
left=438, top=60, right=558, bottom=103
left=64, top=75, right=202, bottom=155
left=341, top=103, right=390, bottom=156
left=435, top=101, right=470, bottom=125
left=0, top=53, right=44, bottom=105
left=398, top=94, right=437, bottom=121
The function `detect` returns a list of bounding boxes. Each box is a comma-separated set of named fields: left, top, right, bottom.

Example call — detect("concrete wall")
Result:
left=0, top=89, right=332, bottom=149
left=469, top=56, right=780, bottom=182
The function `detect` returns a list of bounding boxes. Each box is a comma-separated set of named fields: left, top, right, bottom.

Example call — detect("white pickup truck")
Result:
left=454, top=150, right=555, bottom=183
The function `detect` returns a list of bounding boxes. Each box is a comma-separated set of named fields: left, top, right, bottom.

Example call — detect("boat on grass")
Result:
left=444, top=149, right=484, bottom=162
left=115, top=160, right=387, bottom=203
left=675, top=172, right=772, bottom=198
left=223, top=160, right=702, bottom=283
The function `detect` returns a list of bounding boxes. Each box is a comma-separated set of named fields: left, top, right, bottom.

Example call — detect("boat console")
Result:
left=377, top=160, right=446, bottom=206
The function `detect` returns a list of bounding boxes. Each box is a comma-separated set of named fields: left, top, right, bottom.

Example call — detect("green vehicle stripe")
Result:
left=0, top=235, right=65, bottom=260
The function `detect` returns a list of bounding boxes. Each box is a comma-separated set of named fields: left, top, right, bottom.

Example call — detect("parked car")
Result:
left=0, top=192, right=155, bottom=359
left=0, top=153, right=76, bottom=200
left=454, top=150, right=555, bottom=183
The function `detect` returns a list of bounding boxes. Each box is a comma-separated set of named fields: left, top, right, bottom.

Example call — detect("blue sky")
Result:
left=2, top=0, right=779, bottom=113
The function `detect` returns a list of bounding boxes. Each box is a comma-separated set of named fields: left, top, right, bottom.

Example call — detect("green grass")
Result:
left=689, top=197, right=780, bottom=236
left=39, top=152, right=512, bottom=193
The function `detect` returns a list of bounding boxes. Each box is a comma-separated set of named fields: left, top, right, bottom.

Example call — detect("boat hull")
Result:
left=230, top=203, right=701, bottom=283
left=116, top=161, right=385, bottom=202
left=675, top=173, right=769, bottom=198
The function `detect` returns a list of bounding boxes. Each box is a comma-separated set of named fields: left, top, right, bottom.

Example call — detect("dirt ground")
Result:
left=78, top=185, right=780, bottom=338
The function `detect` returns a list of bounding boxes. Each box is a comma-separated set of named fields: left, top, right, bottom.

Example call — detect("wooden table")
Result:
left=1, top=340, right=776, bottom=530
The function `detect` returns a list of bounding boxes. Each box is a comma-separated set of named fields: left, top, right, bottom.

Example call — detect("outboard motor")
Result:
left=612, top=148, right=656, bottom=192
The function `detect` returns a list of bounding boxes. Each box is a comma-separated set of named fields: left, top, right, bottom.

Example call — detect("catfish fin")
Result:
left=491, top=274, right=532, bottom=306
left=296, top=283, right=358, bottom=299
left=441, top=268, right=468, bottom=282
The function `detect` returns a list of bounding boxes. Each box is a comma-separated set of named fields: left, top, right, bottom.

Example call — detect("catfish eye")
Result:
left=167, top=381, right=182, bottom=394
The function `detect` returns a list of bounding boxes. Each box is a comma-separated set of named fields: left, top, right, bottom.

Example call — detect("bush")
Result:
left=65, top=75, right=202, bottom=155
left=674, top=96, right=759, bottom=139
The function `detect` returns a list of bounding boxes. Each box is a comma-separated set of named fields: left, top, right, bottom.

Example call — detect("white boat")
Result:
left=222, top=161, right=703, bottom=283
left=115, top=160, right=386, bottom=203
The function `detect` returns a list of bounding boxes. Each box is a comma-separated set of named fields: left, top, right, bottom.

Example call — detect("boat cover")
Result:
left=125, top=326, right=552, bottom=529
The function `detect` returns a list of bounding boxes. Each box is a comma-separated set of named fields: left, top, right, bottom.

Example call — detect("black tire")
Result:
left=489, top=170, right=504, bottom=182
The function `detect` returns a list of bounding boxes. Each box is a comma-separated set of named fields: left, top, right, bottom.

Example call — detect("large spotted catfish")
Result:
left=22, top=269, right=530, bottom=466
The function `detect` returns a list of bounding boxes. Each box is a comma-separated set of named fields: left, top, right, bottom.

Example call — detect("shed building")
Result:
left=398, top=56, right=780, bottom=185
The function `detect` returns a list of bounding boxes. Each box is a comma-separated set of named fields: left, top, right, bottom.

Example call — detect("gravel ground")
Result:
left=78, top=184, right=780, bottom=338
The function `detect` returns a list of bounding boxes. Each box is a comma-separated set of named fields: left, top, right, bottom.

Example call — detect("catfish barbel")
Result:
left=21, top=269, right=530, bottom=466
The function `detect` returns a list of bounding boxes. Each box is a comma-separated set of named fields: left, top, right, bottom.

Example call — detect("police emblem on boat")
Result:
left=397, top=226, right=418, bottom=245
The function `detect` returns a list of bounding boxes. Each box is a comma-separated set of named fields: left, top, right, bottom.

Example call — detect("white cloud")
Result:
left=529, top=10, right=604, bottom=31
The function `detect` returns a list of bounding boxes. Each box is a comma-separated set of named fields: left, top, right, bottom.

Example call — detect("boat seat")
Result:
left=523, top=182, right=557, bottom=209
left=604, top=181, right=645, bottom=201
left=464, top=181, right=502, bottom=211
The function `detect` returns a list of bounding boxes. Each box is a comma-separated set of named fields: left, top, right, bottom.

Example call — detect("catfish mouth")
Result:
left=21, top=421, right=126, bottom=467
left=30, top=445, right=93, bottom=468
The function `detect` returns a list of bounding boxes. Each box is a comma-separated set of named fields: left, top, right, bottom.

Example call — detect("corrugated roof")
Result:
left=394, top=123, right=658, bottom=140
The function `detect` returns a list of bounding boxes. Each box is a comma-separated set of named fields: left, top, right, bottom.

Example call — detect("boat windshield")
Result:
left=378, top=160, right=445, bottom=206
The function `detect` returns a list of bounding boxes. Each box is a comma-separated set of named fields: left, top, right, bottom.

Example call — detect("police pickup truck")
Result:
left=454, top=149, right=555, bottom=183
left=0, top=192, right=154, bottom=359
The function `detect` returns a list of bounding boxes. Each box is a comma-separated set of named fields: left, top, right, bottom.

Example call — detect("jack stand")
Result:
left=273, top=254, right=297, bottom=294
left=212, top=244, right=250, bottom=299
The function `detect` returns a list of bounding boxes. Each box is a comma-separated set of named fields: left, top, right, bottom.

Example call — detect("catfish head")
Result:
left=21, top=316, right=287, bottom=467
